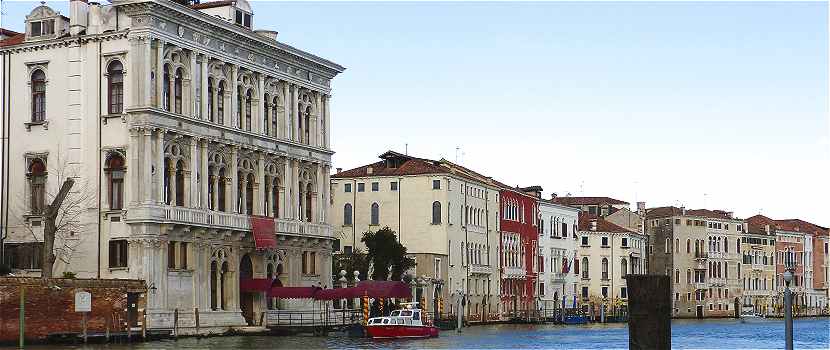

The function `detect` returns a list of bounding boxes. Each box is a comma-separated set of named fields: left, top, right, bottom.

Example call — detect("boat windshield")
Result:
left=391, top=311, right=400, bottom=316
left=413, top=311, right=420, bottom=320
left=401, top=310, right=413, bottom=317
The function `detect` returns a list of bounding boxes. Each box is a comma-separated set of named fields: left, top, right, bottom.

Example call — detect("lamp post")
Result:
left=783, top=250, right=796, bottom=350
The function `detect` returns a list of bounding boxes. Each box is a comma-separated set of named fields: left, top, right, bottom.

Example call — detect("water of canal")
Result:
left=24, top=317, right=830, bottom=349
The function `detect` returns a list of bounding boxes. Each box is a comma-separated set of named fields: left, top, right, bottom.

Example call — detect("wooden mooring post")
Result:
left=625, top=275, right=671, bottom=350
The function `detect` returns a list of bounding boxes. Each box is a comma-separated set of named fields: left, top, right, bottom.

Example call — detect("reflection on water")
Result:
left=30, top=317, right=830, bottom=349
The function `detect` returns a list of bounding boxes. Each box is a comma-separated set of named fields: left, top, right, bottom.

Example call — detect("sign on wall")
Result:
left=75, top=291, right=92, bottom=313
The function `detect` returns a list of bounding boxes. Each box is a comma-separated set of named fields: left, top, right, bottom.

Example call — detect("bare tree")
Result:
left=12, top=148, right=96, bottom=277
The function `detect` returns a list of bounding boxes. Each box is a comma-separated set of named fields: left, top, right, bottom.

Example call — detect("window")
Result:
left=621, top=237, right=628, bottom=247
left=601, top=286, right=608, bottom=298
left=174, top=68, right=183, bottom=114
left=370, top=203, right=379, bottom=225
left=179, top=242, right=188, bottom=269
left=343, top=204, right=353, bottom=226
left=582, top=257, right=589, bottom=279
left=3, top=243, right=43, bottom=270
left=106, top=153, right=126, bottom=210
left=539, top=282, right=545, bottom=296
left=390, top=181, right=398, bottom=191
left=601, top=237, right=609, bottom=247
left=432, top=201, right=442, bottom=224
left=235, top=10, right=244, bottom=25
left=357, top=183, right=365, bottom=192
left=581, top=286, right=589, bottom=298
left=371, top=182, right=379, bottom=192
left=302, top=251, right=317, bottom=275
left=31, top=69, right=46, bottom=122
left=244, top=89, right=252, bottom=131
left=107, top=61, right=124, bottom=114
left=432, top=179, right=441, bottom=189
left=28, top=158, right=47, bottom=214
left=581, top=236, right=589, bottom=246
left=108, top=240, right=128, bottom=268
left=620, top=287, right=627, bottom=299
left=344, top=183, right=352, bottom=193
left=601, top=258, right=609, bottom=279
left=620, top=258, right=628, bottom=276
left=162, top=64, right=171, bottom=111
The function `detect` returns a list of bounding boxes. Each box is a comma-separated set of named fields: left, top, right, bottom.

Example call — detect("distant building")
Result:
left=742, top=215, right=779, bottom=315
left=499, top=186, right=541, bottom=315
left=576, top=213, right=647, bottom=314
left=646, top=207, right=743, bottom=318
left=772, top=218, right=828, bottom=314
left=537, top=198, right=580, bottom=308
left=550, top=196, right=629, bottom=217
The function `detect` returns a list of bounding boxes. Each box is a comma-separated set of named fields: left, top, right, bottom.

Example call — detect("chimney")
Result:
left=680, top=206, right=686, bottom=215
left=69, top=0, right=89, bottom=36
left=254, top=30, right=278, bottom=41
left=765, top=224, right=770, bottom=234
left=590, top=220, right=597, bottom=231
left=336, top=167, right=342, bottom=174
left=726, top=211, right=734, bottom=219
left=551, top=193, right=558, bottom=199
left=636, top=201, right=645, bottom=215
left=366, top=166, right=373, bottom=175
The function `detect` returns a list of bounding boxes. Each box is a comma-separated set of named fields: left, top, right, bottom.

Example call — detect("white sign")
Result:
left=75, top=291, right=92, bottom=313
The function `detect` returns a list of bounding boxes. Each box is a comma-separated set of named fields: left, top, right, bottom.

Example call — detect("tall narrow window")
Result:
left=174, top=68, right=183, bottom=114
left=162, top=64, right=171, bottom=111
left=175, top=160, right=185, bottom=207
left=432, top=201, right=442, bottom=224
left=106, top=153, right=126, bottom=210
left=237, top=86, right=244, bottom=129
left=108, top=240, right=128, bottom=268
left=207, top=78, right=215, bottom=122
left=107, top=61, right=124, bottom=114
left=217, top=169, right=227, bottom=212
left=304, top=106, right=311, bottom=144
left=29, top=158, right=47, bottom=214
left=217, top=82, right=225, bottom=124
left=582, top=257, right=589, bottom=279
left=602, top=258, right=609, bottom=280
left=245, top=89, right=252, bottom=131
left=620, top=258, right=628, bottom=277
left=370, top=202, right=379, bottom=226
left=263, top=94, right=270, bottom=135
left=344, top=203, right=353, bottom=225
left=271, top=97, right=279, bottom=137
left=31, top=69, right=46, bottom=122
left=270, top=178, right=280, bottom=218
left=246, top=173, right=254, bottom=215
left=305, top=183, right=313, bottom=222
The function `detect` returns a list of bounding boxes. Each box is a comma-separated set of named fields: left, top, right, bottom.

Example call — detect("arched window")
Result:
left=675, top=238, right=680, bottom=253
left=263, top=94, right=270, bottom=135
left=207, top=78, right=214, bottom=122
left=210, top=261, right=218, bottom=310
left=271, top=97, right=279, bottom=137
left=28, top=158, right=47, bottom=214
left=620, top=258, right=628, bottom=277
left=107, top=61, right=124, bottom=114
left=270, top=178, right=279, bottom=218
left=105, top=153, right=126, bottom=210
left=582, top=257, right=589, bottom=279
left=686, top=239, right=690, bottom=254
left=370, top=202, right=379, bottom=226
left=175, top=160, right=185, bottom=206
left=31, top=69, right=46, bottom=122
left=432, top=201, right=442, bottom=224
left=163, top=158, right=172, bottom=205
left=305, top=183, right=313, bottom=222
left=686, top=269, right=692, bottom=283
left=220, top=261, right=229, bottom=310
left=724, top=238, right=729, bottom=253
left=217, top=82, right=225, bottom=124
left=245, top=89, right=252, bottom=131
left=675, top=269, right=680, bottom=283
left=304, top=106, right=312, bottom=144
left=174, top=68, right=183, bottom=114
left=208, top=168, right=216, bottom=210
left=602, top=258, right=609, bottom=280
left=162, top=64, right=171, bottom=111
left=217, top=169, right=227, bottom=212
left=344, top=203, right=353, bottom=225
left=237, top=86, right=244, bottom=129
left=243, top=173, right=253, bottom=215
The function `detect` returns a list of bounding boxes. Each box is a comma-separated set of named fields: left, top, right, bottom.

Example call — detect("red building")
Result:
left=499, top=185, right=542, bottom=314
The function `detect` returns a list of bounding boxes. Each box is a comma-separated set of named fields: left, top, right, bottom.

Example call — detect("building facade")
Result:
left=646, top=207, right=743, bottom=318
left=329, top=151, right=501, bottom=320
left=550, top=196, right=630, bottom=218
left=0, top=0, right=343, bottom=330
left=576, top=214, right=647, bottom=314
left=498, top=186, right=540, bottom=314
left=742, top=215, right=778, bottom=315
left=537, top=198, right=580, bottom=308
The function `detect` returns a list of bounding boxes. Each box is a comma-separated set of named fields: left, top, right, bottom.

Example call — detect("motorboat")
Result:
left=365, top=303, right=440, bottom=339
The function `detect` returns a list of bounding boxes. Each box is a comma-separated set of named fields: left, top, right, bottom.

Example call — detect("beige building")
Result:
left=0, top=0, right=343, bottom=331
left=575, top=214, right=647, bottom=313
left=550, top=196, right=630, bottom=218
left=742, top=215, right=779, bottom=315
left=330, top=151, right=502, bottom=320
left=646, top=207, right=743, bottom=318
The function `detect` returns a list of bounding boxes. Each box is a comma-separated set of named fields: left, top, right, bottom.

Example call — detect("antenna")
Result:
left=703, top=193, right=708, bottom=209
left=405, top=143, right=408, bottom=155
left=455, top=146, right=459, bottom=163
left=461, top=150, right=465, bottom=164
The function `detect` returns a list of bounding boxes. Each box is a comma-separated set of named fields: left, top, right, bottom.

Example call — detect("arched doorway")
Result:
left=239, top=254, right=254, bottom=325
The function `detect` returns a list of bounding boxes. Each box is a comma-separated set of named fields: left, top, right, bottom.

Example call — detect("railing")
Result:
left=162, top=205, right=333, bottom=238
left=504, top=267, right=525, bottom=278
left=552, top=272, right=568, bottom=282
left=265, top=309, right=363, bottom=327
left=694, top=252, right=708, bottom=260
left=470, top=265, right=493, bottom=275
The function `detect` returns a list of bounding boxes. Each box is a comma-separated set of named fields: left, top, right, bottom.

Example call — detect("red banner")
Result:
left=250, top=216, right=276, bottom=249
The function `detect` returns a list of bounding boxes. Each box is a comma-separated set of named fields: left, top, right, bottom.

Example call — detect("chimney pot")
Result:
left=366, top=166, right=373, bottom=175
left=336, top=168, right=342, bottom=174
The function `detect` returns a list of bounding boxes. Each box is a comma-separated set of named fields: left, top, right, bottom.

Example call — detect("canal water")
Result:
left=27, top=317, right=830, bottom=349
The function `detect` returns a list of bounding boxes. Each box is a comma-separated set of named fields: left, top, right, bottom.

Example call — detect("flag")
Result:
left=562, top=256, right=570, bottom=273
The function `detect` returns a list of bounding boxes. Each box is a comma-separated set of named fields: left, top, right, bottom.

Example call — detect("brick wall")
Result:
left=0, top=277, right=145, bottom=343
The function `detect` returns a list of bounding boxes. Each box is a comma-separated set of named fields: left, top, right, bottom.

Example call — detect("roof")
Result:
left=191, top=0, right=236, bottom=10
left=774, top=219, right=828, bottom=236
left=0, top=28, right=21, bottom=37
left=0, top=33, right=25, bottom=47
left=550, top=196, right=629, bottom=206
left=746, top=214, right=776, bottom=236
left=332, top=151, right=450, bottom=179
left=578, top=213, right=636, bottom=233
left=645, top=206, right=738, bottom=220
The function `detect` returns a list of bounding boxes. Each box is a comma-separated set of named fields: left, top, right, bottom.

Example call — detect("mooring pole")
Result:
left=19, top=285, right=25, bottom=348
left=83, top=312, right=88, bottom=343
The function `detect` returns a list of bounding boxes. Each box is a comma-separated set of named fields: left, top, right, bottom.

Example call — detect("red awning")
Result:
left=250, top=216, right=276, bottom=249
left=315, top=287, right=356, bottom=300
left=239, top=278, right=274, bottom=292
left=268, top=286, right=321, bottom=299
left=354, top=281, right=411, bottom=299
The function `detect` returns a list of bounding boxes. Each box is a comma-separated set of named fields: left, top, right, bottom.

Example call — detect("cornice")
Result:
left=0, top=31, right=129, bottom=53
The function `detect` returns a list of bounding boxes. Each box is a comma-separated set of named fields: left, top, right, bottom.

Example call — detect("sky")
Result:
left=2, top=1, right=828, bottom=226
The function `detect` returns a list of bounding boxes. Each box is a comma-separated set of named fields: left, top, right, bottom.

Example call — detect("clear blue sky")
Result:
left=3, top=1, right=828, bottom=225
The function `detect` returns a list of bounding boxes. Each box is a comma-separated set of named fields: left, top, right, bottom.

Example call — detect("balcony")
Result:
left=551, top=272, right=568, bottom=283
left=504, top=267, right=525, bottom=279
left=693, top=282, right=707, bottom=290
left=129, top=204, right=333, bottom=239
left=470, top=264, right=493, bottom=275
left=694, top=252, right=708, bottom=260
left=709, top=278, right=726, bottom=287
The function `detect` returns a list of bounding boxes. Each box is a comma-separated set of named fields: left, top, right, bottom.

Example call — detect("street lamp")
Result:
left=783, top=250, right=796, bottom=350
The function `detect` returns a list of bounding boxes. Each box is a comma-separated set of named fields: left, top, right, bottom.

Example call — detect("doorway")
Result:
left=696, top=305, right=704, bottom=319
left=240, top=254, right=254, bottom=325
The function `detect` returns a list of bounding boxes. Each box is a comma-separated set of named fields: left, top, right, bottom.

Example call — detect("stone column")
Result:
left=189, top=138, right=198, bottom=207
left=315, top=164, right=323, bottom=223
left=292, top=161, right=300, bottom=220
left=190, top=53, right=198, bottom=117
left=230, top=65, right=239, bottom=128
left=143, top=129, right=154, bottom=203
left=313, top=93, right=322, bottom=147
left=155, top=129, right=166, bottom=204
left=323, top=164, right=330, bottom=223
left=127, top=35, right=151, bottom=107
left=324, top=95, right=331, bottom=149
left=256, top=74, right=265, bottom=134
left=200, top=140, right=209, bottom=209
left=128, top=127, right=141, bottom=206
left=292, top=85, right=300, bottom=142
left=255, top=153, right=265, bottom=215
left=155, top=39, right=164, bottom=108
left=200, top=55, right=209, bottom=119
left=240, top=177, right=248, bottom=214
left=229, top=146, right=239, bottom=213
left=168, top=166, right=177, bottom=206
left=283, top=159, right=292, bottom=219
left=282, top=82, right=290, bottom=140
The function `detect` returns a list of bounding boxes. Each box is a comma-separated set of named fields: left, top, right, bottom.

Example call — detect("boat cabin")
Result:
left=367, top=304, right=426, bottom=326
